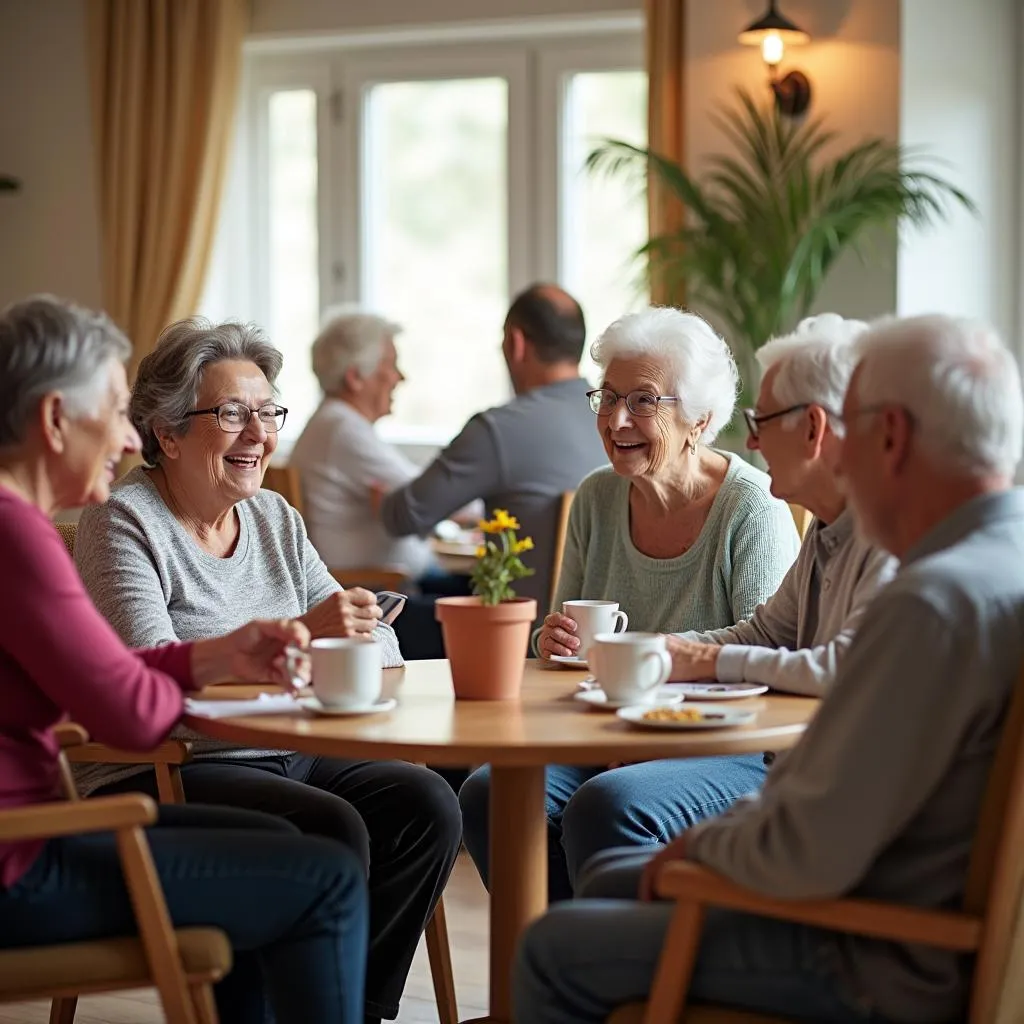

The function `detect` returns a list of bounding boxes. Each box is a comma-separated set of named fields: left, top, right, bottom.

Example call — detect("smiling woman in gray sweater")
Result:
left=459, top=307, right=800, bottom=903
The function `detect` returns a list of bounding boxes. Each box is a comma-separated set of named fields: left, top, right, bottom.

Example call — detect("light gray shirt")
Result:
left=380, top=377, right=608, bottom=610
left=677, top=509, right=897, bottom=695
left=687, top=489, right=1024, bottom=1022
left=73, top=467, right=403, bottom=793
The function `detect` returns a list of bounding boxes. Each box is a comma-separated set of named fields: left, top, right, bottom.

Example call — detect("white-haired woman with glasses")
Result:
left=459, top=306, right=801, bottom=903
left=73, top=318, right=462, bottom=1024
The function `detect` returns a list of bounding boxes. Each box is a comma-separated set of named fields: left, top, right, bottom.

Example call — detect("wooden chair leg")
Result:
left=155, top=763, right=186, bottom=804
left=48, top=997, right=78, bottom=1024
left=642, top=901, right=704, bottom=1024
left=425, top=898, right=458, bottom=1024
left=190, top=981, right=220, bottom=1024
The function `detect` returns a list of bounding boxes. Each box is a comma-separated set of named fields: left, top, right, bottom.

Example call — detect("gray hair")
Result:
left=132, top=317, right=283, bottom=466
left=756, top=314, right=869, bottom=437
left=854, top=314, right=1024, bottom=479
left=591, top=307, right=738, bottom=442
left=0, top=294, right=131, bottom=448
left=312, top=309, right=402, bottom=393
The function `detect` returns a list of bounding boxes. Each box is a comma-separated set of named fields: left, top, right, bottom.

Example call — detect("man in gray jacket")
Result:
left=513, top=313, right=1024, bottom=1024
left=666, top=313, right=896, bottom=696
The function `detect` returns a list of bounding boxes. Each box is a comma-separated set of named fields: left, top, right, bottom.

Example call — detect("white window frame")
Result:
left=210, top=15, right=645, bottom=448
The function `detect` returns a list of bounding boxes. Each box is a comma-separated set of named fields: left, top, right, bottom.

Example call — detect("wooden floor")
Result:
left=0, top=853, right=490, bottom=1024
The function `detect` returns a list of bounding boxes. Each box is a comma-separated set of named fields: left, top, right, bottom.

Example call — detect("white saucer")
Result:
left=665, top=682, right=769, bottom=700
left=549, top=654, right=589, bottom=668
left=298, top=696, right=397, bottom=717
left=617, top=702, right=757, bottom=730
left=574, top=688, right=683, bottom=712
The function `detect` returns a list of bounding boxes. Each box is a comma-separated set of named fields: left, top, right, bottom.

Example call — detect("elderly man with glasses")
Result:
left=664, top=312, right=898, bottom=697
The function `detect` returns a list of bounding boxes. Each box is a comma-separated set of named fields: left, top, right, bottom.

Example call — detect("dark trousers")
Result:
left=96, top=753, right=463, bottom=1020
left=0, top=804, right=367, bottom=1024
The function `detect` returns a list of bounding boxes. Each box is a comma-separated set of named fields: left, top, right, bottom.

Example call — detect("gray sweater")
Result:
left=73, top=467, right=403, bottom=793
left=550, top=456, right=801, bottom=634
left=679, top=509, right=897, bottom=695
left=687, top=490, right=1024, bottom=1022
left=380, top=377, right=608, bottom=609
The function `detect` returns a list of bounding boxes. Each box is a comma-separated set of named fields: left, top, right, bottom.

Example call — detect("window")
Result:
left=205, top=20, right=647, bottom=444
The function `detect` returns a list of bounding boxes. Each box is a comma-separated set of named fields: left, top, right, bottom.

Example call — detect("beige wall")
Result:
left=0, top=0, right=102, bottom=310
left=684, top=0, right=901, bottom=325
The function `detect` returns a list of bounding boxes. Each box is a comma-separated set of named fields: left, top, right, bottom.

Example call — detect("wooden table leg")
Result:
left=476, top=763, right=547, bottom=1024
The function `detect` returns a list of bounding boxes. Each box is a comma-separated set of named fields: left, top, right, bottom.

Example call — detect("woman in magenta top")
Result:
left=0, top=296, right=369, bottom=1024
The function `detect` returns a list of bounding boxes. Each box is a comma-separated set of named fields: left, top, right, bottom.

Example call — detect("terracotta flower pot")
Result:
left=435, top=596, right=538, bottom=700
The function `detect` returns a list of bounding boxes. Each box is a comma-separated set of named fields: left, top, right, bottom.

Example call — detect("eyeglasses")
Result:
left=186, top=403, right=288, bottom=434
left=742, top=404, right=810, bottom=439
left=587, top=388, right=681, bottom=418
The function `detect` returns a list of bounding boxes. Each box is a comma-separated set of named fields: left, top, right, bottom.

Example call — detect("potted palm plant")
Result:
left=435, top=509, right=537, bottom=700
left=587, top=89, right=975, bottom=398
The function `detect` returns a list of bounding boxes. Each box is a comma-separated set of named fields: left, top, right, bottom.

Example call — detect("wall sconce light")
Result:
left=738, top=1, right=812, bottom=117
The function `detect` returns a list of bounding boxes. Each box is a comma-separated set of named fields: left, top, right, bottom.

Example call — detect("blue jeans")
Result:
left=459, top=755, right=767, bottom=902
left=0, top=803, right=368, bottom=1024
left=513, top=850, right=891, bottom=1023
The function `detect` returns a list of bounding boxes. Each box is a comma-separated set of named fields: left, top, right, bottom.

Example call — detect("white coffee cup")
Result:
left=311, top=637, right=382, bottom=709
left=587, top=632, right=672, bottom=704
left=563, top=600, right=628, bottom=655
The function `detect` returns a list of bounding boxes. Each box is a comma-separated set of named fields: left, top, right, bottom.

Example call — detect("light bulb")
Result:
left=761, top=31, right=784, bottom=67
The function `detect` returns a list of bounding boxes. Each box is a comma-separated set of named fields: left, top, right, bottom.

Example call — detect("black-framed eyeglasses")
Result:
left=742, top=403, right=811, bottom=439
left=186, top=403, right=288, bottom=434
left=587, top=388, right=682, bottom=418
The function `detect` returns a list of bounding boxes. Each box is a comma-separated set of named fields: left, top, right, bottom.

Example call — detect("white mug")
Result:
left=310, top=637, right=382, bottom=709
left=587, top=632, right=672, bottom=704
left=563, top=600, right=628, bottom=655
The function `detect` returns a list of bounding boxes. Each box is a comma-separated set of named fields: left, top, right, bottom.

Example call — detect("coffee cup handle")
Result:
left=613, top=611, right=628, bottom=634
left=641, top=649, right=672, bottom=691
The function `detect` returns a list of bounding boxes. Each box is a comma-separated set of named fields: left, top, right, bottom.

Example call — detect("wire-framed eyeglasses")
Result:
left=186, top=403, right=289, bottom=434
left=587, top=388, right=682, bottom=418
left=741, top=404, right=810, bottom=439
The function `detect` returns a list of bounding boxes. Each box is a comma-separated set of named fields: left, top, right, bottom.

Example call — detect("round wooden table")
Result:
left=183, top=660, right=818, bottom=1024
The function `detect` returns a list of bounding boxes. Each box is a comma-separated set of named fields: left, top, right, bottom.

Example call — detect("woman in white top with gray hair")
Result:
left=290, top=310, right=434, bottom=577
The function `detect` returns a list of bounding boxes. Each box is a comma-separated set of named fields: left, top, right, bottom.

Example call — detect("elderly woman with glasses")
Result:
left=459, top=306, right=801, bottom=903
left=73, top=318, right=462, bottom=1024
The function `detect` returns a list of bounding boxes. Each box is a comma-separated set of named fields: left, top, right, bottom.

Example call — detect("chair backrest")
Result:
left=787, top=502, right=813, bottom=540
left=330, top=568, right=408, bottom=592
left=548, top=490, right=575, bottom=609
left=964, top=663, right=1024, bottom=1021
left=263, top=464, right=305, bottom=517
left=55, top=520, right=77, bottom=557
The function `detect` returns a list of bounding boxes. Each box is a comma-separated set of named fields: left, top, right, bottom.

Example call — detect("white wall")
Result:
left=898, top=0, right=1020, bottom=345
left=684, top=0, right=901, bottom=325
left=0, top=0, right=102, bottom=310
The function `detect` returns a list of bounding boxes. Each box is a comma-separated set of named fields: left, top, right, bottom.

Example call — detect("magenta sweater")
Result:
left=0, top=487, right=195, bottom=887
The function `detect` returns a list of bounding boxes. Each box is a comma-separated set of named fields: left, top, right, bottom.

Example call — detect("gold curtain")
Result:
left=645, top=0, right=687, bottom=306
left=88, top=0, right=247, bottom=380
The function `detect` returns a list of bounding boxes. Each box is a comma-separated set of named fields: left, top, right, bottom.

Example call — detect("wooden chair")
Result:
left=56, top=511, right=460, bottom=1024
left=330, top=567, right=410, bottom=592
left=262, top=464, right=305, bottom=517
left=786, top=502, right=813, bottom=540
left=609, top=663, right=1024, bottom=1024
left=548, top=489, right=576, bottom=609
left=0, top=729, right=230, bottom=1024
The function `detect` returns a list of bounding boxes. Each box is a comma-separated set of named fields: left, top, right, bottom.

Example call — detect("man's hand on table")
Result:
left=640, top=834, right=688, bottom=901
left=665, top=635, right=720, bottom=681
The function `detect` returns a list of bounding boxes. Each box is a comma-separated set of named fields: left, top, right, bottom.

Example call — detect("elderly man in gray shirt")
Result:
left=666, top=313, right=896, bottom=697
left=513, top=313, right=1024, bottom=1024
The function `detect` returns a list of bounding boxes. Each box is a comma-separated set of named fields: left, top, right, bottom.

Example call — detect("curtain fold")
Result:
left=88, top=0, right=246, bottom=378
left=645, top=0, right=687, bottom=306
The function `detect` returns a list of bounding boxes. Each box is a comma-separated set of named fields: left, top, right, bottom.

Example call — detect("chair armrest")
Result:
left=54, top=722, right=90, bottom=749
left=65, top=740, right=194, bottom=766
left=656, top=861, right=981, bottom=952
left=0, top=794, right=158, bottom=841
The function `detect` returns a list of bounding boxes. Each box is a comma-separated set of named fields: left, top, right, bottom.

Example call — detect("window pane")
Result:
left=364, top=78, right=508, bottom=438
left=268, top=89, right=319, bottom=439
left=562, top=71, right=648, bottom=379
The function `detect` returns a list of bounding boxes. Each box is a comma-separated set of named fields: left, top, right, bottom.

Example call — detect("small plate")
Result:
left=574, top=688, right=683, bottom=712
left=616, top=702, right=757, bottom=730
left=665, top=682, right=769, bottom=701
left=549, top=654, right=589, bottom=668
left=298, top=696, right=397, bottom=717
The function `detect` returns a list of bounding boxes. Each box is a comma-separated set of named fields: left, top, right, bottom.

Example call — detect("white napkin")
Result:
left=184, top=693, right=301, bottom=719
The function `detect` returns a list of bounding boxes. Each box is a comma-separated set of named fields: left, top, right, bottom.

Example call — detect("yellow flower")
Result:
left=492, top=509, right=521, bottom=532
left=475, top=546, right=487, bottom=558
left=478, top=519, right=502, bottom=535
left=513, top=537, right=534, bottom=554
